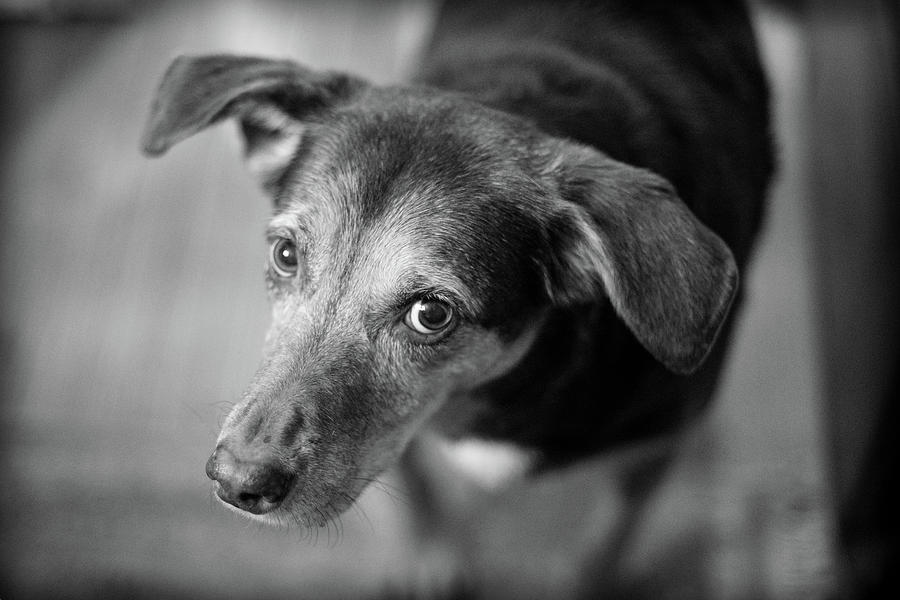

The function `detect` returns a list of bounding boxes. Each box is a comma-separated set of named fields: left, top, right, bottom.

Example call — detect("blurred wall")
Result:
left=803, top=1, right=900, bottom=597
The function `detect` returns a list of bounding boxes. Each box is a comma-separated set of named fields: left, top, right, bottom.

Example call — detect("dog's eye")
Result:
left=270, top=238, right=299, bottom=278
left=405, top=299, right=454, bottom=335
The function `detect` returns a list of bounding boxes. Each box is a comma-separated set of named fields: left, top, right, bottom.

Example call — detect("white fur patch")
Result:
left=238, top=103, right=305, bottom=184
left=436, top=437, right=535, bottom=490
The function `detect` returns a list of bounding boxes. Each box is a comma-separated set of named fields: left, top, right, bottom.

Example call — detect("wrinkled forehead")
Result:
left=278, top=96, right=533, bottom=212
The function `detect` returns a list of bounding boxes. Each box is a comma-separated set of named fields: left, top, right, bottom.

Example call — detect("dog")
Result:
left=141, top=0, right=771, bottom=594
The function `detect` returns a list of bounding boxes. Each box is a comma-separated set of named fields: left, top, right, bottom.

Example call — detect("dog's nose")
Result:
left=205, top=446, right=293, bottom=514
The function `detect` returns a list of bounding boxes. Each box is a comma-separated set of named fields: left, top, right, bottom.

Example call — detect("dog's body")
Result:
left=142, top=0, right=771, bottom=594
left=418, top=0, right=771, bottom=462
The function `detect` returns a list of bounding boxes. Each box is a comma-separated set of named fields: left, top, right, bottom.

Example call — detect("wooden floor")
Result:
left=0, top=2, right=835, bottom=598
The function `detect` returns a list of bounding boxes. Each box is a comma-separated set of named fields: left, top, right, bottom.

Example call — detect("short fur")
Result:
left=141, top=0, right=771, bottom=584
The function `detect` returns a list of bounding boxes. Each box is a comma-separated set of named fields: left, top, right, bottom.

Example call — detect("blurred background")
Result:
left=0, top=1, right=896, bottom=598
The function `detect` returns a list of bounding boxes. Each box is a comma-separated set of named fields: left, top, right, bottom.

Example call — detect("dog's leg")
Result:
left=393, top=436, right=481, bottom=598
left=401, top=434, right=681, bottom=599
left=398, top=435, right=464, bottom=537
left=569, top=434, right=681, bottom=598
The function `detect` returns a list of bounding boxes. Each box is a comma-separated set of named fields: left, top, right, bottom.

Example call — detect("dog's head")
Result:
left=142, top=55, right=736, bottom=524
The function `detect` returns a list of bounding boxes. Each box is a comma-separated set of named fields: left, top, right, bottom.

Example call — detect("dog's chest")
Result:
left=437, top=437, right=535, bottom=490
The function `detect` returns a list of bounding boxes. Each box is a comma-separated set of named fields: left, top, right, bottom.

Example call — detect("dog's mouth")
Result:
left=209, top=480, right=292, bottom=517
left=205, top=445, right=371, bottom=527
left=212, top=482, right=359, bottom=528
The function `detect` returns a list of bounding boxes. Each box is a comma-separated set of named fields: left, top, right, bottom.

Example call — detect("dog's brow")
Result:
left=391, top=270, right=481, bottom=319
left=266, top=212, right=311, bottom=239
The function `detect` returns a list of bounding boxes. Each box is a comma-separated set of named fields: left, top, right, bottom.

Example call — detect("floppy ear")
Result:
left=541, top=142, right=738, bottom=375
left=140, top=54, right=364, bottom=192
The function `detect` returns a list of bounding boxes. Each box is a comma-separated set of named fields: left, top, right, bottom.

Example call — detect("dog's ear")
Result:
left=141, top=54, right=364, bottom=192
left=541, top=142, right=738, bottom=375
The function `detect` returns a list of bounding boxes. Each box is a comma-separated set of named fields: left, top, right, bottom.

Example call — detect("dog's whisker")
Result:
left=351, top=476, right=411, bottom=508
left=342, top=491, right=374, bottom=534
left=332, top=507, right=345, bottom=547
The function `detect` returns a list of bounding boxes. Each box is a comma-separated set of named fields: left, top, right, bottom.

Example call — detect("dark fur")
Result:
left=140, top=0, right=772, bottom=583
left=417, top=0, right=772, bottom=461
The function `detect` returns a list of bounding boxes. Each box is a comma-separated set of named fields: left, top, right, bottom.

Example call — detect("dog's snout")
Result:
left=206, top=445, right=294, bottom=515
